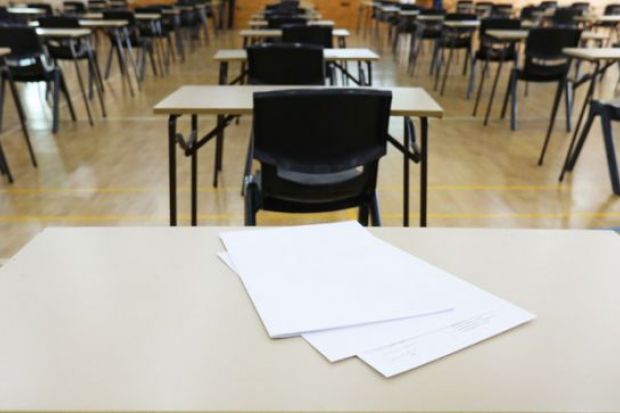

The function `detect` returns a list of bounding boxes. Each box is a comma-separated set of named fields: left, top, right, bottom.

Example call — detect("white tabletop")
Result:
left=250, top=19, right=335, bottom=27
left=443, top=20, right=480, bottom=29
left=35, top=27, right=91, bottom=38
left=153, top=85, right=444, bottom=118
left=563, top=47, right=620, bottom=60
left=0, top=226, right=619, bottom=412
left=213, top=48, right=379, bottom=62
left=240, top=28, right=350, bottom=38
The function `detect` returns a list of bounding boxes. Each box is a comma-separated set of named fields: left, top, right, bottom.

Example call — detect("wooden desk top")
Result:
left=563, top=47, right=620, bottom=61
left=443, top=20, right=480, bottom=28
left=416, top=14, right=444, bottom=21
left=250, top=19, right=335, bottom=27
left=213, top=48, right=379, bottom=62
left=7, top=6, right=46, bottom=14
left=35, top=27, right=91, bottom=38
left=240, top=28, right=350, bottom=38
left=154, top=85, right=443, bottom=118
left=487, top=29, right=604, bottom=42
left=575, top=14, right=620, bottom=22
left=0, top=226, right=619, bottom=412
left=79, top=19, right=128, bottom=27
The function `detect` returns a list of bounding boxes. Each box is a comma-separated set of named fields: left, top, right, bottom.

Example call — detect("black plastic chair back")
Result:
left=520, top=5, right=540, bottom=19
left=38, top=15, right=80, bottom=28
left=480, top=17, right=520, bottom=37
left=491, top=4, right=513, bottom=17
left=445, top=12, right=477, bottom=21
left=604, top=3, right=620, bottom=15
left=103, top=9, right=136, bottom=25
left=247, top=43, right=325, bottom=85
left=552, top=7, right=580, bottom=27
left=570, top=2, right=589, bottom=11
left=420, top=8, right=446, bottom=16
left=456, top=0, right=473, bottom=12
left=63, top=1, right=86, bottom=13
left=524, top=28, right=581, bottom=77
left=267, top=15, right=307, bottom=28
left=540, top=1, right=558, bottom=10
left=281, top=24, right=332, bottom=47
left=0, top=26, right=44, bottom=58
left=252, top=89, right=392, bottom=175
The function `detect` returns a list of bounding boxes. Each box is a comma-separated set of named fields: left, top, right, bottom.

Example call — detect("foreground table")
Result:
left=0, top=226, right=619, bottom=412
left=154, top=85, right=443, bottom=227
left=240, top=28, right=350, bottom=48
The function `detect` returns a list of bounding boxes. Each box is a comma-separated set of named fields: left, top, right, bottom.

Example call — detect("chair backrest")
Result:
left=456, top=0, right=473, bottom=12
left=490, top=4, right=513, bottom=17
left=281, top=24, right=332, bottom=47
left=604, top=3, right=620, bottom=15
left=524, top=27, right=581, bottom=75
left=252, top=89, right=392, bottom=175
left=445, top=12, right=477, bottom=21
left=247, top=43, right=325, bottom=85
left=420, top=8, right=446, bottom=16
left=0, top=26, right=44, bottom=57
left=479, top=17, right=521, bottom=37
left=103, top=9, right=135, bottom=24
left=540, top=0, right=558, bottom=9
left=267, top=15, right=307, bottom=28
left=63, top=1, right=86, bottom=13
left=570, top=2, right=589, bottom=11
left=552, top=7, right=580, bottom=27
left=520, top=5, right=540, bottom=19
left=38, top=15, right=80, bottom=28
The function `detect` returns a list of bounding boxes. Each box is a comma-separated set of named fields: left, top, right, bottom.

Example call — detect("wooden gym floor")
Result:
left=1, top=27, right=620, bottom=257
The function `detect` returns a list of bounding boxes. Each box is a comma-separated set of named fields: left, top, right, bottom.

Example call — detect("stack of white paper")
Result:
left=219, top=221, right=535, bottom=377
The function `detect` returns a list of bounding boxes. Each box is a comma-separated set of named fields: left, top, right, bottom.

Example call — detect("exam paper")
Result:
left=219, top=222, right=453, bottom=338
left=358, top=306, right=534, bottom=377
left=301, top=242, right=534, bottom=361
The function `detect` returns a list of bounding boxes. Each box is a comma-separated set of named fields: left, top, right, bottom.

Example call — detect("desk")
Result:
left=559, top=47, right=620, bottom=184
left=0, top=226, right=619, bottom=412
left=213, top=48, right=380, bottom=86
left=240, top=28, right=350, bottom=48
left=36, top=28, right=105, bottom=127
left=6, top=6, right=46, bottom=16
left=153, top=85, right=443, bottom=227
left=249, top=19, right=335, bottom=28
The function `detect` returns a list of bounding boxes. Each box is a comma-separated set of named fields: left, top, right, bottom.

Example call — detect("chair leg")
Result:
left=509, top=73, right=518, bottom=130
left=472, top=58, right=489, bottom=115
left=566, top=106, right=596, bottom=171
left=59, top=70, right=76, bottom=122
left=240, top=131, right=253, bottom=195
left=0, top=138, right=13, bottom=183
left=244, top=179, right=258, bottom=226
left=461, top=48, right=470, bottom=76
left=538, top=80, right=565, bottom=166
left=600, top=112, right=620, bottom=195
left=564, top=79, right=573, bottom=132
left=51, top=71, right=61, bottom=134
left=466, top=56, right=477, bottom=99
left=439, top=46, right=454, bottom=95
left=500, top=69, right=514, bottom=120
left=357, top=203, right=369, bottom=226
left=104, top=45, right=115, bottom=79
left=6, top=75, right=36, bottom=167
left=369, top=193, right=381, bottom=226
left=0, top=75, right=5, bottom=132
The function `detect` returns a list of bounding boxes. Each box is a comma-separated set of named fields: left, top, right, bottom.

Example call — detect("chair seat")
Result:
left=514, top=66, right=567, bottom=82
left=475, top=46, right=516, bottom=61
left=440, top=36, right=472, bottom=48
left=46, top=43, right=89, bottom=60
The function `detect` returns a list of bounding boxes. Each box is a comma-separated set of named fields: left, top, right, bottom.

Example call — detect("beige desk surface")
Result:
left=153, top=85, right=443, bottom=118
left=487, top=29, right=604, bottom=41
left=576, top=14, right=620, bottom=22
left=82, top=12, right=161, bottom=20
left=0, top=226, right=619, bottom=412
left=0, top=47, right=10, bottom=57
left=563, top=47, right=620, bottom=60
left=240, top=28, right=350, bottom=38
left=398, top=10, right=420, bottom=16
left=416, top=14, right=444, bottom=21
left=7, top=6, right=46, bottom=14
left=250, top=19, right=334, bottom=27
left=443, top=20, right=480, bottom=28
left=251, top=12, right=321, bottom=20
left=79, top=19, right=128, bottom=27
left=213, top=48, right=379, bottom=62
left=35, top=27, right=92, bottom=38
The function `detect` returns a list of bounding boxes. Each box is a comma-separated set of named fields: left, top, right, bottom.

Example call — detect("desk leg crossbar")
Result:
left=329, top=61, right=373, bottom=86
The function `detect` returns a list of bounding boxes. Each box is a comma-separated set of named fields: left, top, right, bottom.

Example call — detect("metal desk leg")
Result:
left=214, top=61, right=229, bottom=187
left=113, top=29, right=134, bottom=96
left=403, top=117, right=411, bottom=227
left=69, top=40, right=94, bottom=126
left=168, top=115, right=179, bottom=226
left=483, top=48, right=506, bottom=126
left=559, top=60, right=600, bottom=182
left=191, top=114, right=198, bottom=226
left=122, top=28, right=141, bottom=90
left=367, top=61, right=373, bottom=86
left=420, top=117, right=428, bottom=227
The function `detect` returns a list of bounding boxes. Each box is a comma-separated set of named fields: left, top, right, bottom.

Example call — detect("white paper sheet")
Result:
left=219, top=222, right=454, bottom=338
left=301, top=252, right=534, bottom=361
left=358, top=305, right=534, bottom=377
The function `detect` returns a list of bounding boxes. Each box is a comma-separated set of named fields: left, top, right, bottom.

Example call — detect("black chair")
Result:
left=456, top=0, right=474, bottom=13
left=0, top=7, right=28, bottom=25
left=63, top=1, right=86, bottom=14
left=520, top=4, right=541, bottom=22
left=0, top=26, right=75, bottom=134
left=267, top=15, right=307, bottom=28
left=539, top=1, right=558, bottom=11
left=408, top=8, right=446, bottom=75
left=87, top=0, right=107, bottom=11
left=595, top=3, right=620, bottom=31
left=490, top=4, right=513, bottom=17
left=391, top=4, right=421, bottom=54
left=244, top=89, right=392, bottom=226
left=432, top=13, right=478, bottom=95
left=246, top=43, right=325, bottom=85
left=563, top=99, right=620, bottom=194
left=475, top=2, right=494, bottom=17
left=552, top=7, right=581, bottom=27
left=38, top=15, right=105, bottom=123
left=138, top=4, right=184, bottom=62
left=135, top=6, right=174, bottom=74
left=468, top=17, right=521, bottom=112
left=570, top=1, right=590, bottom=12
left=500, top=27, right=582, bottom=165
left=103, top=9, right=156, bottom=82
left=282, top=24, right=332, bottom=47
